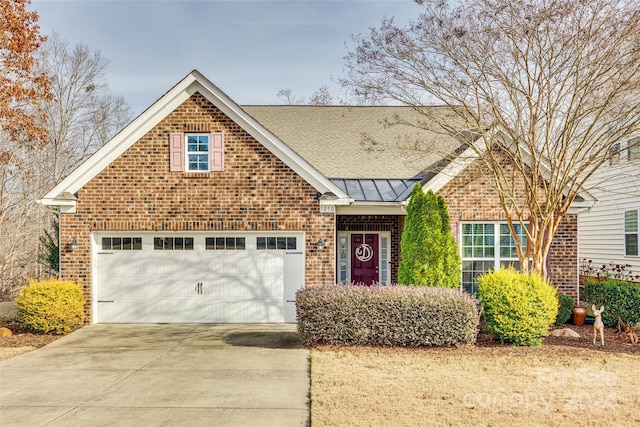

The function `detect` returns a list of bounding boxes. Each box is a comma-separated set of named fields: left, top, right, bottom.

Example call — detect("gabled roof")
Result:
left=39, top=70, right=350, bottom=211
left=243, top=106, right=465, bottom=180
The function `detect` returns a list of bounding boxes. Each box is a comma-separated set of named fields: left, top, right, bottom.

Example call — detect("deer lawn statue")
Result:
left=592, top=305, right=605, bottom=346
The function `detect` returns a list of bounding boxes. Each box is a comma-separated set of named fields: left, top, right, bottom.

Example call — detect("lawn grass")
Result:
left=310, top=346, right=640, bottom=426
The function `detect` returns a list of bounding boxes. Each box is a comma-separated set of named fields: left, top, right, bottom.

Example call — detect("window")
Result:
left=187, top=134, right=209, bottom=172
left=169, top=132, right=224, bottom=172
left=153, top=237, right=194, bottom=250
left=625, top=210, right=639, bottom=256
left=627, top=137, right=640, bottom=161
left=609, top=143, right=621, bottom=165
left=102, top=237, right=142, bottom=250
left=205, top=237, right=246, bottom=250
left=256, top=236, right=297, bottom=250
left=461, top=222, right=528, bottom=294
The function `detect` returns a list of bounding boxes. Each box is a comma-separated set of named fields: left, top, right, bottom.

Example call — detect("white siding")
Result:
left=579, top=160, right=640, bottom=278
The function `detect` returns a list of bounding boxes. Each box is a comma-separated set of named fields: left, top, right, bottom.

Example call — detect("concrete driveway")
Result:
left=0, top=324, right=309, bottom=426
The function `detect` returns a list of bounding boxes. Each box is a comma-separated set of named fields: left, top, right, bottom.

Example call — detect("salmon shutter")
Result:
left=450, top=220, right=460, bottom=244
left=210, top=132, right=224, bottom=171
left=169, top=133, right=184, bottom=172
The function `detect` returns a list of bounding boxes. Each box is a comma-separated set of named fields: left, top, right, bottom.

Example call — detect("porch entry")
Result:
left=337, top=232, right=390, bottom=285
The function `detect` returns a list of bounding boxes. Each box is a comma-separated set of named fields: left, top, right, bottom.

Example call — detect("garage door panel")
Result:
left=95, top=233, right=302, bottom=323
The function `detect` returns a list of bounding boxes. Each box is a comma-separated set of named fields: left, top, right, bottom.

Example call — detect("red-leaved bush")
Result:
left=296, top=285, right=479, bottom=347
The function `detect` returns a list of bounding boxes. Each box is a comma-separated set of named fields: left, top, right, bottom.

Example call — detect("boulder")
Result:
left=549, top=328, right=581, bottom=338
left=0, top=327, right=13, bottom=337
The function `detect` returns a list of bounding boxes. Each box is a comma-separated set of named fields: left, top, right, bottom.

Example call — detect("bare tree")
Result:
left=276, top=88, right=306, bottom=105
left=35, top=31, right=131, bottom=185
left=343, top=0, right=640, bottom=276
left=277, top=85, right=336, bottom=105
left=309, top=85, right=334, bottom=106
left=0, top=31, right=131, bottom=297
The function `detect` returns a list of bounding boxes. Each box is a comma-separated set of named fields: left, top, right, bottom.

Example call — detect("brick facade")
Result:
left=437, top=161, right=579, bottom=298
left=59, top=93, right=335, bottom=322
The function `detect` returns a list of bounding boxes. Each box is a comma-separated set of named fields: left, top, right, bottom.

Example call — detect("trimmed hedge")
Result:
left=16, top=278, right=85, bottom=334
left=296, top=285, right=479, bottom=347
left=583, top=279, right=640, bottom=327
left=478, top=268, right=558, bottom=347
left=555, top=293, right=574, bottom=326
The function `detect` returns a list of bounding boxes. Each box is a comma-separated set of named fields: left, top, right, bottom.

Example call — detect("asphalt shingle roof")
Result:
left=242, top=105, right=465, bottom=180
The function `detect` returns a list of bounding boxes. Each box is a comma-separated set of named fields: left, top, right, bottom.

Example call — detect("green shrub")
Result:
left=555, top=293, right=574, bottom=326
left=478, top=268, right=558, bottom=347
left=583, top=279, right=640, bottom=327
left=296, top=285, right=479, bottom=347
left=16, top=278, right=85, bottom=334
left=398, top=185, right=461, bottom=287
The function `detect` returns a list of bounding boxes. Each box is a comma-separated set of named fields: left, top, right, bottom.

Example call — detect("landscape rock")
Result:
left=0, top=327, right=13, bottom=336
left=549, top=328, right=581, bottom=338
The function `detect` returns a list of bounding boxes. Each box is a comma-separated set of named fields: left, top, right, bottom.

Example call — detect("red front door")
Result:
left=351, top=234, right=379, bottom=285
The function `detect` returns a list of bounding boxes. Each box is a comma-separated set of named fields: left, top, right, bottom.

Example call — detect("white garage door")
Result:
left=94, top=233, right=304, bottom=323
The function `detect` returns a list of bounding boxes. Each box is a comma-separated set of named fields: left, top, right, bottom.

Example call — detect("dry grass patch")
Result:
left=311, top=346, right=640, bottom=426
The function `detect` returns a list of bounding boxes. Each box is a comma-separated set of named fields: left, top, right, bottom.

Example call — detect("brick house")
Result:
left=39, top=70, right=586, bottom=323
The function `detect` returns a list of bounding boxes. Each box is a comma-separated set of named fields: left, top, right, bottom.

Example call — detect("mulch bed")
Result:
left=477, top=324, right=640, bottom=355
left=1, top=316, right=638, bottom=355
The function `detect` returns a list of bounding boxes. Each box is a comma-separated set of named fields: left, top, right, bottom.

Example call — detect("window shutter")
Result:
left=210, top=132, right=224, bottom=171
left=169, top=133, right=184, bottom=172
left=450, top=220, right=460, bottom=244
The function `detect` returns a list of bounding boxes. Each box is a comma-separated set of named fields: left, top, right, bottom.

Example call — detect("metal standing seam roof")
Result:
left=331, top=178, right=421, bottom=202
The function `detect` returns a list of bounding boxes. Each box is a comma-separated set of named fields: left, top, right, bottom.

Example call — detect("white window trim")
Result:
left=336, top=231, right=391, bottom=285
left=185, top=133, right=211, bottom=172
left=624, top=209, right=639, bottom=257
left=460, top=222, right=529, bottom=293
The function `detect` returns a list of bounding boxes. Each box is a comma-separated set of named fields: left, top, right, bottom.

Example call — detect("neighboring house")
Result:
left=578, top=137, right=640, bottom=281
left=39, top=70, right=583, bottom=324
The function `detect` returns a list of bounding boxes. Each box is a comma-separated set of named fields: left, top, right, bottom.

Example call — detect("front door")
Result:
left=351, top=234, right=379, bottom=285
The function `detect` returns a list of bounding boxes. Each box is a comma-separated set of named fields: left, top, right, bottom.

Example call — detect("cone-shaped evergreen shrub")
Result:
left=478, top=268, right=558, bottom=347
left=398, top=184, right=460, bottom=287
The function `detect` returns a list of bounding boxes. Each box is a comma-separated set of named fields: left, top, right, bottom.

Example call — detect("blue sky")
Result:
left=32, top=0, right=420, bottom=116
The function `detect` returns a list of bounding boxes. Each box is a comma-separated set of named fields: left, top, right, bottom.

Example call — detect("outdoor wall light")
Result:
left=70, top=238, right=78, bottom=251
left=316, top=239, right=325, bottom=251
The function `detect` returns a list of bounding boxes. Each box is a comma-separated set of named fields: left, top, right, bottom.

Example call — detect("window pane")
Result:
left=628, top=138, right=640, bottom=160
left=102, top=238, right=111, bottom=250
left=625, top=210, right=638, bottom=233
left=257, top=237, right=266, bottom=250
left=133, top=238, right=142, bottom=250
left=267, top=237, right=277, bottom=250
left=122, top=238, right=132, bottom=250
left=174, top=237, right=184, bottom=250
left=185, top=238, right=193, bottom=250
left=206, top=237, right=214, bottom=250
left=277, top=237, right=287, bottom=250
left=214, top=237, right=224, bottom=249
left=226, top=237, right=236, bottom=250
left=164, top=237, right=174, bottom=250
left=236, top=238, right=245, bottom=250
left=112, top=238, right=122, bottom=250
left=287, top=237, right=296, bottom=250
left=154, top=238, right=163, bottom=250
left=626, top=234, right=638, bottom=256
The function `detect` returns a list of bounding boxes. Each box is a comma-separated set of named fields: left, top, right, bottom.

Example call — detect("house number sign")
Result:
left=355, top=243, right=374, bottom=262
left=320, top=205, right=335, bottom=213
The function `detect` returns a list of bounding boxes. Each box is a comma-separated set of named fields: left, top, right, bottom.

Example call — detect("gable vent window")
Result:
left=169, top=132, right=224, bottom=172
left=102, top=237, right=142, bottom=251
left=205, top=237, right=246, bottom=250
left=153, top=237, right=194, bottom=250
left=257, top=236, right=297, bottom=250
